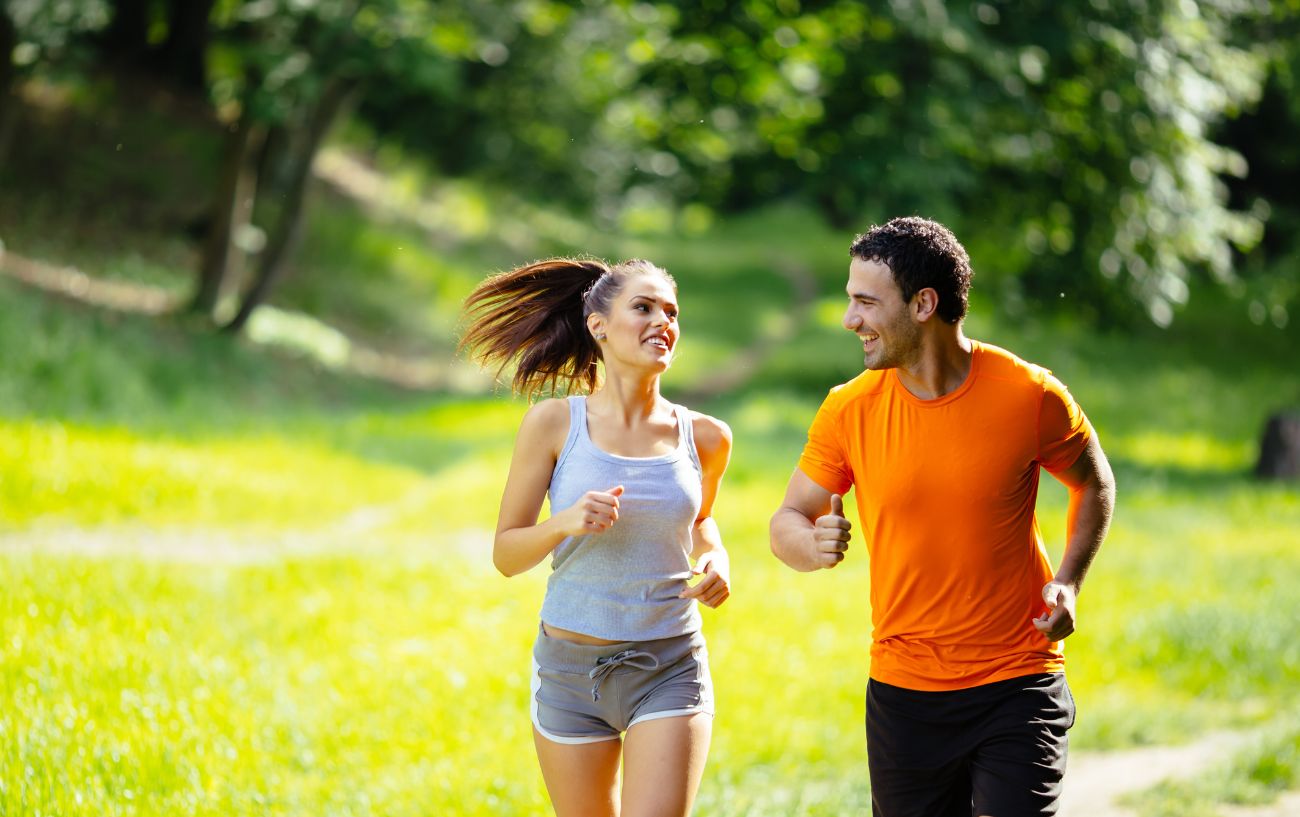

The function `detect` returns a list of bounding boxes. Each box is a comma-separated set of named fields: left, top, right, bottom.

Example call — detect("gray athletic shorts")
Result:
left=530, top=624, right=714, bottom=744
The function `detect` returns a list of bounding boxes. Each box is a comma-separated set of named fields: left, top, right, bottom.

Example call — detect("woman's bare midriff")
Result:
left=542, top=622, right=624, bottom=646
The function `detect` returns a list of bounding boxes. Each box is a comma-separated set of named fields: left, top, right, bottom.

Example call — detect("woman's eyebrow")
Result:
left=628, top=293, right=679, bottom=311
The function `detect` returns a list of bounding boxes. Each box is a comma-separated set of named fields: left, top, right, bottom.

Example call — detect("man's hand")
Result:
left=681, top=550, right=731, bottom=608
left=1033, top=581, right=1077, bottom=642
left=810, top=494, right=852, bottom=569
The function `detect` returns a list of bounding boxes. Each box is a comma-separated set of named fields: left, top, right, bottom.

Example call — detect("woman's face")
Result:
left=590, top=273, right=679, bottom=373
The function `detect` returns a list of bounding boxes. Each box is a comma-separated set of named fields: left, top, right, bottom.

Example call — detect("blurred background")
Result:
left=1, top=1, right=1297, bottom=815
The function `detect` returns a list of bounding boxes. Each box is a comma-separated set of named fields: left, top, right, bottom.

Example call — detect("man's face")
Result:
left=842, top=257, right=921, bottom=370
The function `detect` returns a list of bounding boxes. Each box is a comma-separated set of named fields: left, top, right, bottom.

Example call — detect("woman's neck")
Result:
left=588, top=370, right=663, bottom=424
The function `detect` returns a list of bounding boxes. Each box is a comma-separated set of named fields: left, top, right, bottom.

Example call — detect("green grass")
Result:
left=3, top=74, right=1300, bottom=814
left=0, top=549, right=551, bottom=816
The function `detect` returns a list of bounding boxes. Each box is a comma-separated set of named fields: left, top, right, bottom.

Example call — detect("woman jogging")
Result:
left=460, top=257, right=733, bottom=817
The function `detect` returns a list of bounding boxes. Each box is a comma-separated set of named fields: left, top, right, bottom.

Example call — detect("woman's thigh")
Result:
left=533, top=727, right=623, bottom=817
left=620, top=713, right=712, bottom=817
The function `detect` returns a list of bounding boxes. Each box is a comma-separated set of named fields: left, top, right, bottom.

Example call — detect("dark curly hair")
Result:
left=849, top=217, right=973, bottom=324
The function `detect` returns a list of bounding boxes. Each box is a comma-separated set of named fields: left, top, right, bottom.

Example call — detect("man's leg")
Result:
left=866, top=679, right=974, bottom=817
left=969, top=674, right=1074, bottom=817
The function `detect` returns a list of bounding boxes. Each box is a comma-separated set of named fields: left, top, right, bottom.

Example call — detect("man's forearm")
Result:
left=1055, top=473, right=1116, bottom=592
left=769, top=507, right=819, bottom=572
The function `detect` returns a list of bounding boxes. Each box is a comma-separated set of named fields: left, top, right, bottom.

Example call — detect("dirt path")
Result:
left=0, top=244, right=484, bottom=391
left=1219, top=790, right=1300, bottom=817
left=0, top=486, right=493, bottom=565
left=1061, top=728, right=1277, bottom=817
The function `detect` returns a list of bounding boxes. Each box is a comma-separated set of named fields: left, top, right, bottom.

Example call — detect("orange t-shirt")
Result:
left=798, top=340, right=1092, bottom=691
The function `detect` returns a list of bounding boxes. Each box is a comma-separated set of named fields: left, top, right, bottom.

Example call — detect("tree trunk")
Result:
left=102, top=0, right=154, bottom=65
left=1255, top=412, right=1300, bottom=480
left=157, top=0, right=215, bottom=91
left=224, top=76, right=360, bottom=334
left=0, top=3, right=18, bottom=170
left=190, top=111, right=265, bottom=317
left=0, top=3, right=15, bottom=97
left=255, top=122, right=292, bottom=195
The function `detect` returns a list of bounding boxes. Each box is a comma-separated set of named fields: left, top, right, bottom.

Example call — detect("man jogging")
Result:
left=770, top=216, right=1116, bottom=816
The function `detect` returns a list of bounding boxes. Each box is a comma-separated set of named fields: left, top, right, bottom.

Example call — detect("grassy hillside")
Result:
left=2, top=77, right=1298, bottom=816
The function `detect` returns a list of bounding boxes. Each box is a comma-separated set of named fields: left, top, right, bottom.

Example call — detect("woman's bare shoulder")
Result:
left=686, top=409, right=733, bottom=461
left=517, top=397, right=572, bottom=449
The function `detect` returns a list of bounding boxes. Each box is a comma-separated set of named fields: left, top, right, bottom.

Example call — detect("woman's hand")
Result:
left=681, top=549, right=731, bottom=609
left=554, top=485, right=625, bottom=537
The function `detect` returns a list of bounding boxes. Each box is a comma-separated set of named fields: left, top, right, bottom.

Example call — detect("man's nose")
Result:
left=842, top=308, right=860, bottom=331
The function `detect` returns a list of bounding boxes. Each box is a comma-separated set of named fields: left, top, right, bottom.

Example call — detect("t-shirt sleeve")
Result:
left=797, top=389, right=854, bottom=495
left=1037, top=371, right=1092, bottom=473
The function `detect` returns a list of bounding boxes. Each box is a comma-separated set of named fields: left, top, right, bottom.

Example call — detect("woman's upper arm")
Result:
left=495, top=399, right=568, bottom=534
left=691, top=412, right=733, bottom=520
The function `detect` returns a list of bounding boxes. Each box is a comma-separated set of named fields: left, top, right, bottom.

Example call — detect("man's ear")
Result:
left=913, top=288, right=939, bottom=322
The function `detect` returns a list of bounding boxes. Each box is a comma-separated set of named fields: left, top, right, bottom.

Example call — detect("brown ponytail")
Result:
left=459, top=257, right=673, bottom=398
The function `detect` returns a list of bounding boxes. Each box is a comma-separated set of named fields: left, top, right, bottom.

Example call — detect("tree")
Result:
left=0, top=2, right=18, bottom=161
left=1215, top=3, right=1300, bottom=328
left=596, top=0, right=1277, bottom=325
left=100, top=0, right=216, bottom=90
left=184, top=0, right=599, bottom=332
left=0, top=0, right=107, bottom=169
left=7, top=0, right=1292, bottom=331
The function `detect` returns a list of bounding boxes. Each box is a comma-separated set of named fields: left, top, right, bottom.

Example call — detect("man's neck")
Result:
left=895, top=327, right=973, bottom=400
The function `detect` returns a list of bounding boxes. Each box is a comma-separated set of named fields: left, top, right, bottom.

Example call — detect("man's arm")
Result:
left=769, top=469, right=852, bottom=572
left=1034, top=434, right=1117, bottom=640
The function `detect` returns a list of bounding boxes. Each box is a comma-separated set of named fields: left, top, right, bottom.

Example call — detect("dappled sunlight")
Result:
left=246, top=304, right=488, bottom=392
left=315, top=147, right=495, bottom=242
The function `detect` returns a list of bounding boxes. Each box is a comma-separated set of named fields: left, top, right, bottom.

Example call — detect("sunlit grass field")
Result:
left=3, top=190, right=1299, bottom=815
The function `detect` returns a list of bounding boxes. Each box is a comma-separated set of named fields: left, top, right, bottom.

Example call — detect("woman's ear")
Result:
left=587, top=313, right=607, bottom=341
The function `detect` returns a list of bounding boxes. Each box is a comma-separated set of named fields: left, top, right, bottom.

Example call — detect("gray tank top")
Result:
left=540, top=396, right=704, bottom=641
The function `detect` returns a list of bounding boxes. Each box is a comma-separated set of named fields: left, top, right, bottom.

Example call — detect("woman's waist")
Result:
left=539, top=590, right=701, bottom=644
left=541, top=622, right=623, bottom=646
left=534, top=620, right=704, bottom=671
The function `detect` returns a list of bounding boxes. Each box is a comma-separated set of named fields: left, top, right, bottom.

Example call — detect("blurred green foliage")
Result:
left=2, top=0, right=1297, bottom=328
